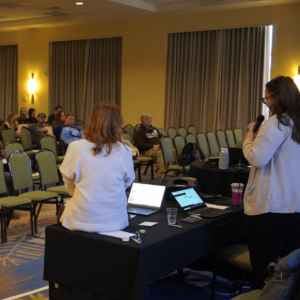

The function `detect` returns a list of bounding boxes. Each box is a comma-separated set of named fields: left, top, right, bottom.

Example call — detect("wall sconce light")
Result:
left=294, top=66, right=300, bottom=90
left=28, top=73, right=37, bottom=104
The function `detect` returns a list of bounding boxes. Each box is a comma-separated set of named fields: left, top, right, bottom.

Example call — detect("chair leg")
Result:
left=210, top=263, right=218, bottom=300
left=161, top=171, right=169, bottom=184
left=138, top=165, right=141, bottom=182
left=0, top=210, right=4, bottom=244
left=29, top=204, right=34, bottom=235
left=143, top=164, right=149, bottom=175
left=150, top=162, right=154, bottom=180
left=33, top=202, right=38, bottom=234
left=5, top=209, right=13, bottom=228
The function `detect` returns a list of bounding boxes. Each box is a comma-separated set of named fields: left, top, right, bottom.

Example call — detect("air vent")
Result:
left=0, top=2, right=22, bottom=8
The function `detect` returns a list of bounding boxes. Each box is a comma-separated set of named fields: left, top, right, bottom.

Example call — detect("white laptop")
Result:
left=127, top=183, right=166, bottom=216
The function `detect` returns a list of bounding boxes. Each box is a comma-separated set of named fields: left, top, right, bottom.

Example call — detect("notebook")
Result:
left=127, top=183, right=166, bottom=216
left=171, top=188, right=231, bottom=219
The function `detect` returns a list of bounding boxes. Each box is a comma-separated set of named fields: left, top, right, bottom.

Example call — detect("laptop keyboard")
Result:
left=128, top=207, right=156, bottom=214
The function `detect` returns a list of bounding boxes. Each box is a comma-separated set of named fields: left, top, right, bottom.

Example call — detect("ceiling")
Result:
left=0, top=0, right=298, bottom=31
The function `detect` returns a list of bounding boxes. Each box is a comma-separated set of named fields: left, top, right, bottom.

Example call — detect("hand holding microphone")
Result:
left=245, top=115, right=265, bottom=140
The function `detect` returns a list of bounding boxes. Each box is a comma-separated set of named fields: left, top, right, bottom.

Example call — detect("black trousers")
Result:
left=247, top=213, right=300, bottom=289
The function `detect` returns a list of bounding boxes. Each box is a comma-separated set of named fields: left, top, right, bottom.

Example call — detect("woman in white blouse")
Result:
left=60, top=102, right=135, bottom=233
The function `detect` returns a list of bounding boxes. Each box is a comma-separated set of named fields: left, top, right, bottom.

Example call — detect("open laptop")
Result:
left=127, top=183, right=166, bottom=216
left=171, top=187, right=231, bottom=218
left=228, top=147, right=248, bottom=165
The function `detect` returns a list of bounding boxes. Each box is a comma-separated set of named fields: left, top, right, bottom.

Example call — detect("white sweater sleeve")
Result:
left=243, top=115, right=289, bottom=168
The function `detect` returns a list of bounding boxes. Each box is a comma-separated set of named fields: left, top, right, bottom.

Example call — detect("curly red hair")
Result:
left=84, top=102, right=125, bottom=156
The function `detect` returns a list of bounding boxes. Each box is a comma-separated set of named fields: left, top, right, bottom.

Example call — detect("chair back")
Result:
left=36, top=149, right=60, bottom=186
left=234, top=128, right=243, bottom=144
left=197, top=132, right=210, bottom=157
left=122, top=132, right=132, bottom=144
left=124, top=124, right=135, bottom=139
left=20, top=128, right=34, bottom=151
left=4, top=141, right=24, bottom=159
left=225, top=129, right=236, bottom=148
left=207, top=131, right=219, bottom=155
left=134, top=124, right=141, bottom=130
left=173, top=135, right=185, bottom=160
left=0, top=160, right=8, bottom=195
left=216, top=130, right=228, bottom=148
left=40, top=136, right=58, bottom=160
left=2, top=129, right=16, bottom=145
left=187, top=125, right=197, bottom=136
left=167, top=127, right=177, bottom=140
left=75, top=120, right=85, bottom=126
left=160, top=137, right=176, bottom=166
left=177, top=127, right=187, bottom=138
left=158, top=128, right=168, bottom=137
left=8, top=150, right=33, bottom=190
left=186, top=134, right=197, bottom=144
left=76, top=124, right=85, bottom=131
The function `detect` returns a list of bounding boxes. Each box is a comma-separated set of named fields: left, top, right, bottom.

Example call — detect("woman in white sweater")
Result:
left=243, top=76, right=300, bottom=288
left=60, top=102, right=135, bottom=233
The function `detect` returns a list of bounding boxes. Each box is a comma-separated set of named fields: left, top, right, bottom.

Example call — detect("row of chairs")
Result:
left=0, top=148, right=69, bottom=243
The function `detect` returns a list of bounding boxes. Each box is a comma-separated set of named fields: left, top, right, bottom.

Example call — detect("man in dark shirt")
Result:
left=47, top=105, right=62, bottom=125
left=26, top=113, right=53, bottom=147
left=135, top=114, right=166, bottom=175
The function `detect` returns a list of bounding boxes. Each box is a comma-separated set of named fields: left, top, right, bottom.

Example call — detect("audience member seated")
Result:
left=60, top=102, right=135, bottom=233
left=52, top=111, right=65, bottom=126
left=47, top=105, right=62, bottom=125
left=17, top=107, right=28, bottom=124
left=52, top=113, right=83, bottom=146
left=27, top=108, right=38, bottom=124
left=24, top=113, right=53, bottom=148
left=135, top=113, right=166, bottom=176
left=4, top=113, right=28, bottom=138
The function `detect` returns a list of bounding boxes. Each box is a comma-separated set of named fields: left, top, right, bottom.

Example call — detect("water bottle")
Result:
left=195, top=150, right=201, bottom=161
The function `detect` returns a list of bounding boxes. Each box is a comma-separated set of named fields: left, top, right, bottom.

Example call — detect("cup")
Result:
left=231, top=183, right=244, bottom=205
left=166, top=208, right=178, bottom=225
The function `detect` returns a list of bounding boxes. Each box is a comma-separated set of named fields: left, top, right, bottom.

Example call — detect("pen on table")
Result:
left=168, top=224, right=182, bottom=228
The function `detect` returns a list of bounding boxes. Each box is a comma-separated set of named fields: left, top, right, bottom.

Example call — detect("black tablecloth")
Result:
left=44, top=201, right=247, bottom=300
left=188, top=161, right=250, bottom=197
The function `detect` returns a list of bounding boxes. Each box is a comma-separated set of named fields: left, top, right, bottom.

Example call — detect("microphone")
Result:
left=253, top=115, right=265, bottom=133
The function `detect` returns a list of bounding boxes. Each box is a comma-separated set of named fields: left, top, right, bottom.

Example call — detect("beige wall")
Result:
left=0, top=3, right=299, bottom=127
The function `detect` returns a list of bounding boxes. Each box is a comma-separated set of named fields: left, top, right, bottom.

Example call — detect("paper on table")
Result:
left=100, top=231, right=136, bottom=242
left=206, top=203, right=229, bottom=210
left=139, top=222, right=158, bottom=226
left=2, top=159, right=7, bottom=164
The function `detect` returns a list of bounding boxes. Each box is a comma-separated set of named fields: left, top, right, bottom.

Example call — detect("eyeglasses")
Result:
left=261, top=96, right=272, bottom=104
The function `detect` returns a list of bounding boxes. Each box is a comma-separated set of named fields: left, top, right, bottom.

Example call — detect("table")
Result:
left=44, top=200, right=247, bottom=300
left=188, top=161, right=250, bottom=197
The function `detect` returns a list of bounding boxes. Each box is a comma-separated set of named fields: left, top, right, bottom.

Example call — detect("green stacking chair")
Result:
left=124, top=124, right=135, bottom=142
left=177, top=126, right=187, bottom=138
left=197, top=132, right=210, bottom=157
left=225, top=129, right=236, bottom=148
left=173, top=135, right=185, bottom=163
left=206, top=131, right=219, bottom=156
left=0, top=159, right=34, bottom=243
left=40, top=135, right=64, bottom=163
left=186, top=133, right=197, bottom=144
left=36, top=149, right=71, bottom=219
left=8, top=150, right=59, bottom=233
left=211, top=244, right=253, bottom=300
left=75, top=120, right=85, bottom=127
left=122, top=132, right=141, bottom=182
left=234, top=127, right=243, bottom=144
left=187, top=125, right=197, bottom=136
left=216, top=130, right=228, bottom=148
left=167, top=127, right=177, bottom=140
left=76, top=124, right=85, bottom=131
left=158, top=128, right=168, bottom=137
left=20, top=128, right=39, bottom=157
left=4, top=141, right=24, bottom=158
left=160, top=137, right=189, bottom=184
left=134, top=124, right=141, bottom=130
left=2, top=129, right=16, bottom=145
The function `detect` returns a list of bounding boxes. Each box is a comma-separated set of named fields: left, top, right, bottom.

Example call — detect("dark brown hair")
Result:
left=266, top=76, right=300, bottom=143
left=52, top=111, right=65, bottom=126
left=84, top=102, right=125, bottom=156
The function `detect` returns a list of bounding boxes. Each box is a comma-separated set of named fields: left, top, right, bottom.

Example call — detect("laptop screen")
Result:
left=171, top=188, right=205, bottom=211
left=128, top=183, right=166, bottom=209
